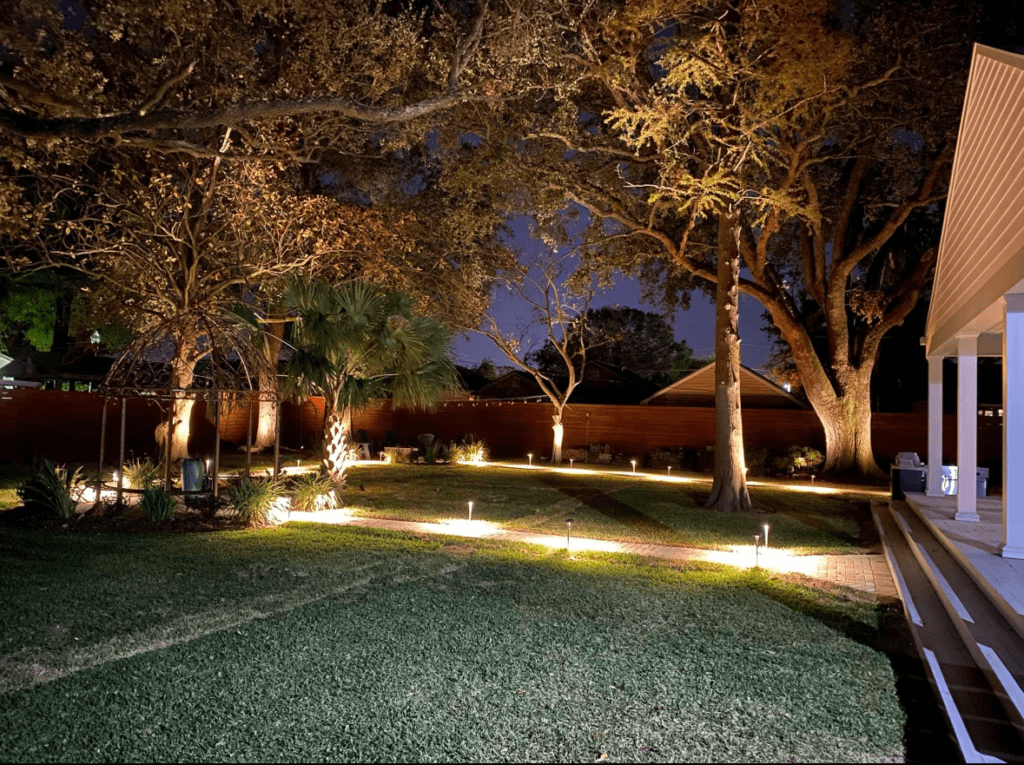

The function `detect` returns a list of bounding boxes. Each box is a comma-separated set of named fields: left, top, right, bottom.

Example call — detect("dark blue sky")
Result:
left=452, top=212, right=777, bottom=372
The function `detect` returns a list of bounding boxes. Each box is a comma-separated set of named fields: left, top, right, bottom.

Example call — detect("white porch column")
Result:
left=1002, top=294, right=1024, bottom=558
left=956, top=333, right=980, bottom=522
left=927, top=355, right=945, bottom=496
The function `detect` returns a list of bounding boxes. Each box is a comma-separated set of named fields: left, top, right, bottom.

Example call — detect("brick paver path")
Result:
left=299, top=512, right=898, bottom=598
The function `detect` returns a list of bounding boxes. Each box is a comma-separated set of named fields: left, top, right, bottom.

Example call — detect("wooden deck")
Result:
left=875, top=497, right=1024, bottom=762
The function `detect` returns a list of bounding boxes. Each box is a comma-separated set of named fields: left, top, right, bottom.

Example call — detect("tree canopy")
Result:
left=526, top=306, right=708, bottom=386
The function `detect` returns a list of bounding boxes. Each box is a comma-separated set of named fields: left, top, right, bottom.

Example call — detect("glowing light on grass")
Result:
left=566, top=517, right=574, bottom=549
left=763, top=524, right=770, bottom=550
left=631, top=460, right=637, bottom=474
left=468, top=500, right=473, bottom=522
left=754, top=533, right=762, bottom=567
left=527, top=453, right=534, bottom=466
left=569, top=458, right=574, bottom=469
left=667, top=466, right=671, bottom=477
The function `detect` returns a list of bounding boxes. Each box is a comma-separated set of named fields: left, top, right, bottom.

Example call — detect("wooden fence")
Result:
left=0, top=388, right=1006, bottom=483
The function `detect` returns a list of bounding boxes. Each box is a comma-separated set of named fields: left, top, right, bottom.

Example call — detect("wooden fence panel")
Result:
left=0, top=389, right=1007, bottom=481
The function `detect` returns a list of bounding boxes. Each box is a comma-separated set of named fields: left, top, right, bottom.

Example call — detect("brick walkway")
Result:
left=298, top=512, right=898, bottom=598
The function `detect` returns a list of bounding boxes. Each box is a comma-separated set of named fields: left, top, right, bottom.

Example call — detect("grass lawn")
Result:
left=0, top=523, right=905, bottom=763
left=340, top=463, right=884, bottom=556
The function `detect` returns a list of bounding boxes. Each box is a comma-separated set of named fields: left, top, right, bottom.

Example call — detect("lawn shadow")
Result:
left=534, top=473, right=674, bottom=534
left=748, top=575, right=959, bottom=763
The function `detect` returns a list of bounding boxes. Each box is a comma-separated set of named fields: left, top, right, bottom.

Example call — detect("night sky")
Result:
left=452, top=212, right=776, bottom=372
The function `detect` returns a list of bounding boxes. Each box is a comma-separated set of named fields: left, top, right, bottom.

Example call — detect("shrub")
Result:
left=140, top=487, right=177, bottom=522
left=290, top=472, right=336, bottom=512
left=17, top=460, right=84, bottom=519
left=450, top=437, right=488, bottom=465
left=228, top=477, right=285, bottom=526
left=770, top=446, right=826, bottom=476
left=744, top=447, right=772, bottom=477
left=123, top=458, right=161, bottom=490
left=421, top=441, right=441, bottom=465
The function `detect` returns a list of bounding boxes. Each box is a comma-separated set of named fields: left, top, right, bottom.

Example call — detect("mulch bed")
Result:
left=0, top=503, right=248, bottom=534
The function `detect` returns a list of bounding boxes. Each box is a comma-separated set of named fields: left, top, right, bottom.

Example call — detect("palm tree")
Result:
left=282, top=279, right=457, bottom=489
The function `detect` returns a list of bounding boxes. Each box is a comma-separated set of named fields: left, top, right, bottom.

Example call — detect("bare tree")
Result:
left=471, top=251, right=594, bottom=464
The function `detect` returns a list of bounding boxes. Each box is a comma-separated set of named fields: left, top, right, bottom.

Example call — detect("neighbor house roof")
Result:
left=640, top=362, right=808, bottom=409
left=924, top=44, right=1024, bottom=358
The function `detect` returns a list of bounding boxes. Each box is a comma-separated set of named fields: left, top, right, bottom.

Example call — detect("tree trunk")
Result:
left=551, top=411, right=564, bottom=464
left=157, top=337, right=198, bottom=463
left=815, top=367, right=881, bottom=476
left=255, top=320, right=285, bottom=448
left=322, top=403, right=353, bottom=490
left=706, top=213, right=752, bottom=512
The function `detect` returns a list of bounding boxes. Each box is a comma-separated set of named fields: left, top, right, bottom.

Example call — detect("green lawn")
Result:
left=341, top=463, right=882, bottom=555
left=0, top=524, right=904, bottom=762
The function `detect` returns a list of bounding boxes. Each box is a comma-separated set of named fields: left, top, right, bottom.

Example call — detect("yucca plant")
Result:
left=290, top=472, right=336, bottom=512
left=228, top=477, right=285, bottom=527
left=140, top=486, right=177, bottom=522
left=123, top=458, right=161, bottom=490
left=17, top=460, right=83, bottom=519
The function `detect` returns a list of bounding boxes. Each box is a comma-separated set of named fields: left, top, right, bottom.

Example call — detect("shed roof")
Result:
left=640, top=362, right=808, bottom=409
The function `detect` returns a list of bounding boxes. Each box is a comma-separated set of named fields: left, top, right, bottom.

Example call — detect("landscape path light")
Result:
left=753, top=533, right=762, bottom=567
left=569, top=458, right=574, bottom=469
left=527, top=453, right=534, bottom=466
left=566, top=517, right=574, bottom=549
left=667, top=466, right=671, bottom=477
left=468, top=501, right=473, bottom=522
left=631, top=460, right=637, bottom=474
left=763, top=523, right=770, bottom=550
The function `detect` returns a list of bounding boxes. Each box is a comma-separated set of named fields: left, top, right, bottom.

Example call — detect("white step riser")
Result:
left=890, top=506, right=1024, bottom=736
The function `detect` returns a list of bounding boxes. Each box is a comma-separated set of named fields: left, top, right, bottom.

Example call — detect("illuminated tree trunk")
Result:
left=551, top=412, right=564, bottom=464
left=706, top=213, right=752, bottom=513
left=255, top=321, right=285, bottom=448
left=322, top=403, right=353, bottom=490
left=814, top=368, right=877, bottom=475
left=157, top=334, right=199, bottom=462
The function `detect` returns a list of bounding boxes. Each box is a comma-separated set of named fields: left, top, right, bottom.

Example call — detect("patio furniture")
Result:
left=891, top=452, right=926, bottom=500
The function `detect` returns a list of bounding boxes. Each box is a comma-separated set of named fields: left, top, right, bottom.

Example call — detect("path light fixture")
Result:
left=667, top=466, right=671, bottom=477
left=468, top=501, right=473, bottom=522
left=811, top=474, right=815, bottom=487
left=763, top=524, right=770, bottom=550
left=569, top=458, right=574, bottom=469
left=566, top=517, right=574, bottom=549
left=631, top=460, right=637, bottom=474
left=527, top=453, right=534, bottom=466
left=754, top=534, right=762, bottom=567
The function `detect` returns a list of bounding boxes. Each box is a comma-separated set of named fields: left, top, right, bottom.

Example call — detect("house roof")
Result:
left=640, top=362, right=808, bottom=409
left=475, top=370, right=545, bottom=401
left=925, top=44, right=1024, bottom=358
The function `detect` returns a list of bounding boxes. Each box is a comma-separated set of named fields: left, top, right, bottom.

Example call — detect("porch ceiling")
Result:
left=925, top=45, right=1024, bottom=360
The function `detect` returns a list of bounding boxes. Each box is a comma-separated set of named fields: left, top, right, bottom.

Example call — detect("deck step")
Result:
left=873, top=501, right=1024, bottom=763
left=902, top=496, right=1024, bottom=647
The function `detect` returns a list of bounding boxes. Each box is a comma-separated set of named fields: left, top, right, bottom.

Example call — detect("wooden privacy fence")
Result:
left=0, top=388, right=323, bottom=464
left=0, top=389, right=1006, bottom=481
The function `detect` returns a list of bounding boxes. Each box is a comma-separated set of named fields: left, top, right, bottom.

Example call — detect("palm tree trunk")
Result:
left=322, top=403, right=353, bottom=490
